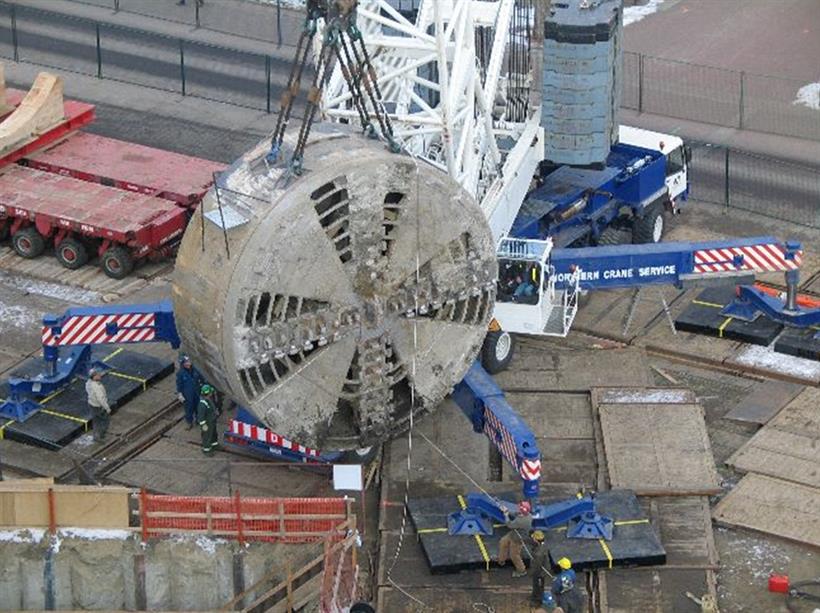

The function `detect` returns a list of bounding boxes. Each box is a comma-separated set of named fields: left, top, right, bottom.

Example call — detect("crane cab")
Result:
left=492, top=237, right=581, bottom=339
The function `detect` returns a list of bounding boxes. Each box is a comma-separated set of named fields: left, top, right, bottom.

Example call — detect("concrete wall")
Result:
left=0, top=529, right=319, bottom=611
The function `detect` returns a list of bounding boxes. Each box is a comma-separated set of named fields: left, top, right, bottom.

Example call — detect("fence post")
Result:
left=47, top=487, right=57, bottom=535
left=738, top=70, right=745, bottom=129
left=195, top=2, right=201, bottom=28
left=10, top=4, right=18, bottom=63
left=179, top=39, right=186, bottom=96
left=114, top=0, right=120, bottom=13
left=637, top=53, right=644, bottom=113
left=276, top=0, right=282, bottom=48
left=140, top=487, right=148, bottom=543
left=234, top=490, right=245, bottom=546
left=723, top=147, right=730, bottom=210
left=95, top=23, right=102, bottom=78
left=266, top=55, right=272, bottom=114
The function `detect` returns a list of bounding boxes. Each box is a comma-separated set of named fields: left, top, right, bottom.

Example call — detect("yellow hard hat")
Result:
left=557, top=557, right=572, bottom=570
left=531, top=530, right=545, bottom=542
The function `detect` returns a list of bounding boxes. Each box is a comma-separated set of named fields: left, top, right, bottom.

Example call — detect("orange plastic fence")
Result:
left=140, top=490, right=348, bottom=544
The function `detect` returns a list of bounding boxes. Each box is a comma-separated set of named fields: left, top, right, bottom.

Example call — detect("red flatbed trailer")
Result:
left=23, top=133, right=226, bottom=207
left=0, top=166, right=187, bottom=278
left=0, top=85, right=224, bottom=278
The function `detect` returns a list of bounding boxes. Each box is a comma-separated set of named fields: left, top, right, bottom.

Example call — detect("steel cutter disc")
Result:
left=173, top=127, right=497, bottom=449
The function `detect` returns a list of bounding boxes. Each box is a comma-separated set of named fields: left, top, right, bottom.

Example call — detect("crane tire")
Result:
left=12, top=227, right=46, bottom=259
left=481, top=330, right=515, bottom=374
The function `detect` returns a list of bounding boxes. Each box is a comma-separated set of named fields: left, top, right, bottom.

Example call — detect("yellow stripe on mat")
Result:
left=418, top=522, right=504, bottom=535
left=102, top=348, right=124, bottom=362
left=107, top=371, right=148, bottom=391
left=692, top=299, right=725, bottom=309
left=39, top=387, right=68, bottom=405
left=457, top=494, right=491, bottom=571
left=717, top=317, right=733, bottom=338
left=598, top=538, right=614, bottom=569
left=0, top=419, right=13, bottom=440
left=40, top=409, right=90, bottom=431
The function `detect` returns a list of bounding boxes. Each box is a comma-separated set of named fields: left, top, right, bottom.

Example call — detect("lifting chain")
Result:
left=267, top=0, right=399, bottom=174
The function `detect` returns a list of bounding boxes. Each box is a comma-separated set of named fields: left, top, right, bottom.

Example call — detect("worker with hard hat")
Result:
left=530, top=529, right=551, bottom=605
left=197, top=384, right=219, bottom=455
left=176, top=353, right=204, bottom=430
left=497, top=500, right=535, bottom=578
left=85, top=367, right=111, bottom=442
left=552, top=557, right=579, bottom=612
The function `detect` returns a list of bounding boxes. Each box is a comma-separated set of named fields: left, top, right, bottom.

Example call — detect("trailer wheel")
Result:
left=632, top=202, right=665, bottom=244
left=56, top=238, right=89, bottom=270
left=12, top=227, right=46, bottom=259
left=101, top=246, right=134, bottom=279
left=481, top=330, right=515, bottom=374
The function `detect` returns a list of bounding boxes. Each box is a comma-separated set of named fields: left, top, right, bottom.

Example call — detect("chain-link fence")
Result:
left=623, top=51, right=820, bottom=142
left=689, top=142, right=820, bottom=228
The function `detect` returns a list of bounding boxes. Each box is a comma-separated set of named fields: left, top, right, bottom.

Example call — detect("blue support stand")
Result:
left=447, top=492, right=614, bottom=541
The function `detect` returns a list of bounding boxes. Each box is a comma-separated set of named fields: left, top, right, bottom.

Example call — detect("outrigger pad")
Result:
left=0, top=347, right=173, bottom=450
left=774, top=327, right=820, bottom=362
left=545, top=489, right=665, bottom=571
left=675, top=287, right=783, bottom=346
left=407, top=489, right=664, bottom=574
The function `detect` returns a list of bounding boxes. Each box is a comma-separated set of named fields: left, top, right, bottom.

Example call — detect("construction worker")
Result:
left=530, top=530, right=550, bottom=605
left=85, top=368, right=111, bottom=442
left=552, top=557, right=580, bottom=612
left=533, top=591, right=564, bottom=613
left=176, top=354, right=204, bottom=430
left=197, top=384, right=219, bottom=455
left=497, top=500, right=534, bottom=578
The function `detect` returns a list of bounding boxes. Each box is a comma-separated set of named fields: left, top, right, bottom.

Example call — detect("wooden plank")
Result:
left=598, top=568, right=715, bottom=613
left=724, top=379, right=804, bottom=424
left=712, top=473, right=820, bottom=548
left=727, top=387, right=820, bottom=488
left=0, top=485, right=130, bottom=528
left=638, top=496, right=717, bottom=568
left=598, top=399, right=721, bottom=496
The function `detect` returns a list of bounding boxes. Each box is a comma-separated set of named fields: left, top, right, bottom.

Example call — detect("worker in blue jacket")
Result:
left=176, top=354, right=204, bottom=430
left=552, top=557, right=580, bottom=612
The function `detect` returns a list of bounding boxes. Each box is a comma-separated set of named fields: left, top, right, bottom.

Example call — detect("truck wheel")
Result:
left=56, top=238, right=89, bottom=270
left=12, top=227, right=46, bottom=259
left=481, top=330, right=514, bottom=374
left=632, top=203, right=665, bottom=244
left=101, top=246, right=134, bottom=279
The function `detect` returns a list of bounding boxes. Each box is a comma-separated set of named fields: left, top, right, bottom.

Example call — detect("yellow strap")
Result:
left=418, top=522, right=505, bottom=535
left=718, top=317, right=733, bottom=338
left=598, top=538, right=613, bottom=569
left=102, top=347, right=124, bottom=362
left=457, top=494, right=491, bottom=571
left=550, top=517, right=649, bottom=533
left=0, top=419, right=13, bottom=440
left=40, top=409, right=90, bottom=431
left=39, top=387, right=67, bottom=405
left=692, top=299, right=725, bottom=309
left=107, top=371, right=148, bottom=391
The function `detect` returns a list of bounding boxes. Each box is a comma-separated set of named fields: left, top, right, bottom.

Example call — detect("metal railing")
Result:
left=688, top=142, right=820, bottom=228
left=623, top=51, right=820, bottom=142
left=0, top=1, right=289, bottom=112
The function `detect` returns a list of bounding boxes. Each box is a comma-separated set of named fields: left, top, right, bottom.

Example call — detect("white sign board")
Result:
left=333, top=464, right=363, bottom=491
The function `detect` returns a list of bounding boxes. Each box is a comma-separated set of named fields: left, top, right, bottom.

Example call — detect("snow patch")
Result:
left=734, top=343, right=820, bottom=381
left=0, top=271, right=101, bottom=304
left=601, top=388, right=691, bottom=403
left=59, top=528, right=132, bottom=540
left=623, top=0, right=666, bottom=27
left=169, top=533, right=228, bottom=554
left=793, top=82, right=820, bottom=110
left=0, top=528, right=46, bottom=543
left=0, top=303, right=40, bottom=330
